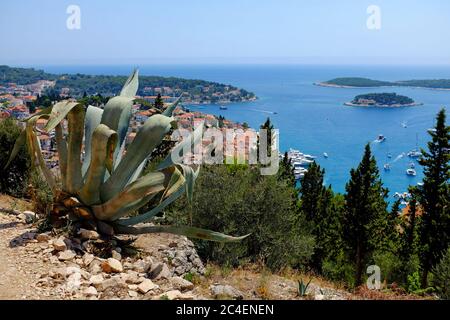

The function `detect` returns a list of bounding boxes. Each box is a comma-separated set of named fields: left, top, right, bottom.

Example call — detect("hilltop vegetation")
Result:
left=323, top=77, right=392, bottom=87
left=349, top=92, right=416, bottom=106
left=320, top=77, right=450, bottom=89
left=0, top=65, right=256, bottom=103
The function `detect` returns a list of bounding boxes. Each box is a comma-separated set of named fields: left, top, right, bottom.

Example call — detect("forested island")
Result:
left=345, top=92, right=421, bottom=107
left=0, top=65, right=256, bottom=104
left=316, top=77, right=450, bottom=90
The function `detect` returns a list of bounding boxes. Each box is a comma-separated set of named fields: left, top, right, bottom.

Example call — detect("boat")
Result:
left=323, top=152, right=329, bottom=158
left=406, top=168, right=417, bottom=176
left=409, top=162, right=416, bottom=169
left=376, top=134, right=386, bottom=143
left=401, top=121, right=408, bottom=128
left=387, top=152, right=392, bottom=158
left=417, top=182, right=424, bottom=187
left=219, top=105, right=228, bottom=110
left=407, top=150, right=421, bottom=158
left=383, top=163, right=391, bottom=171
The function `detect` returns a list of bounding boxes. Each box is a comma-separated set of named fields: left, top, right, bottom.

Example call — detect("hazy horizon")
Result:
left=1, top=0, right=450, bottom=66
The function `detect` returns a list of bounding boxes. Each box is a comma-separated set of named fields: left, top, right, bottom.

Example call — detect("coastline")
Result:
left=314, top=81, right=450, bottom=91
left=343, top=101, right=423, bottom=108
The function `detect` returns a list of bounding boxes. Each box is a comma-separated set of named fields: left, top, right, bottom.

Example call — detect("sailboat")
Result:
left=407, top=133, right=422, bottom=158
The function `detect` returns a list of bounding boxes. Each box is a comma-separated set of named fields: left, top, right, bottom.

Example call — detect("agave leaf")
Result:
left=127, top=159, right=147, bottom=184
left=162, top=96, right=182, bottom=117
left=94, top=170, right=172, bottom=221
left=119, top=167, right=186, bottom=226
left=120, top=69, right=139, bottom=98
left=157, top=125, right=203, bottom=170
left=179, top=164, right=200, bottom=204
left=65, top=105, right=85, bottom=193
left=100, top=96, right=133, bottom=167
left=55, top=124, right=67, bottom=189
left=82, top=105, right=104, bottom=176
left=25, top=114, right=57, bottom=194
left=78, top=124, right=118, bottom=205
left=44, top=101, right=81, bottom=132
left=100, top=114, right=174, bottom=202
left=4, top=129, right=26, bottom=169
left=21, top=106, right=52, bottom=122
left=114, top=224, right=250, bottom=242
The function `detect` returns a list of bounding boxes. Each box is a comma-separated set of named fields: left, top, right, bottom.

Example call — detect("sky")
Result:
left=1, top=0, right=450, bottom=65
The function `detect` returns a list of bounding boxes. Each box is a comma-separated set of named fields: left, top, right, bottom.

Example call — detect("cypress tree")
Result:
left=154, top=93, right=164, bottom=109
left=342, top=143, right=389, bottom=286
left=299, top=161, right=325, bottom=222
left=416, top=108, right=450, bottom=287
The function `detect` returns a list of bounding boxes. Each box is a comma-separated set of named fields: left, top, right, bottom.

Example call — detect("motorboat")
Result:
left=323, top=152, right=329, bottom=158
left=219, top=105, right=228, bottom=110
left=406, top=168, right=417, bottom=176
left=407, top=150, right=421, bottom=158
left=383, top=163, right=391, bottom=171
left=409, top=162, right=416, bottom=169
left=387, top=152, right=392, bottom=158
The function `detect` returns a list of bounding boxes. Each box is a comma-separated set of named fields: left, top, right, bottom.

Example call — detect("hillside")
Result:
left=0, top=194, right=427, bottom=300
left=346, top=92, right=418, bottom=107
left=317, top=77, right=450, bottom=89
left=0, top=65, right=256, bottom=104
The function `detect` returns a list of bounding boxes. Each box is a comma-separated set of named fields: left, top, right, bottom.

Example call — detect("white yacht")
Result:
left=406, top=168, right=417, bottom=176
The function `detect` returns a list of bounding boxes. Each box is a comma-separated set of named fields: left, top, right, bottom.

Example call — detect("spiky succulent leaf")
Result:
left=162, top=96, right=182, bottom=117
left=119, top=69, right=139, bottom=98
left=4, top=129, right=26, bottom=169
left=94, top=170, right=174, bottom=221
left=114, top=224, right=250, bottom=242
left=65, top=104, right=85, bottom=194
left=54, top=124, right=68, bottom=189
left=100, top=114, right=174, bottom=202
left=100, top=96, right=133, bottom=168
left=82, top=105, right=104, bottom=176
left=25, top=114, right=57, bottom=194
left=118, top=167, right=186, bottom=226
left=44, top=101, right=81, bottom=132
left=157, top=125, right=203, bottom=170
left=78, top=124, right=118, bottom=205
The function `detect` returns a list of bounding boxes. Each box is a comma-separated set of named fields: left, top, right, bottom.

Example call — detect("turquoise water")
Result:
left=39, top=64, right=450, bottom=197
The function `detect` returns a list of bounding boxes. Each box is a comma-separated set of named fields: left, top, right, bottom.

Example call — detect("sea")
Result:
left=37, top=64, right=450, bottom=199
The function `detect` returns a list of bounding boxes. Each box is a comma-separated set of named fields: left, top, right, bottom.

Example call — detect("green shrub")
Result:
left=166, top=165, right=315, bottom=271
left=407, top=272, right=421, bottom=293
left=0, top=118, right=30, bottom=197
left=29, top=169, right=53, bottom=216
left=432, top=247, right=450, bottom=299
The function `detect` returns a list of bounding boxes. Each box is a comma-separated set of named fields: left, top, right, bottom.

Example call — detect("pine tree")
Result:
left=154, top=93, right=164, bottom=109
left=342, top=143, right=389, bottom=286
left=416, top=108, right=450, bottom=287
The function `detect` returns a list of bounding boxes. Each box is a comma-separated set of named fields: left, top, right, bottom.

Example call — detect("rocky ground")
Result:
left=0, top=195, right=419, bottom=301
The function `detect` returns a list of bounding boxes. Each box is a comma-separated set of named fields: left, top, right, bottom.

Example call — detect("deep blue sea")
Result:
left=37, top=64, right=450, bottom=199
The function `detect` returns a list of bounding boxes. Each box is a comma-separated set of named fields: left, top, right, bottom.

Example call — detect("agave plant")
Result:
left=297, top=278, right=311, bottom=297
left=5, top=70, right=247, bottom=242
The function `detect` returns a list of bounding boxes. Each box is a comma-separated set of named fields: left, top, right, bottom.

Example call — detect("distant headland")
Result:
left=344, top=92, right=422, bottom=108
left=315, top=77, right=450, bottom=90
left=0, top=65, right=257, bottom=105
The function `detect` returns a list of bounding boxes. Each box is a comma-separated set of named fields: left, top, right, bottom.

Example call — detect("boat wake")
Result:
left=249, top=108, right=277, bottom=115
left=392, top=153, right=406, bottom=162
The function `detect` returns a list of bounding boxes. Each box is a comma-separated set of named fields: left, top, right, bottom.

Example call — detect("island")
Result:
left=0, top=65, right=257, bottom=104
left=315, top=77, right=450, bottom=90
left=344, top=93, right=422, bottom=107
